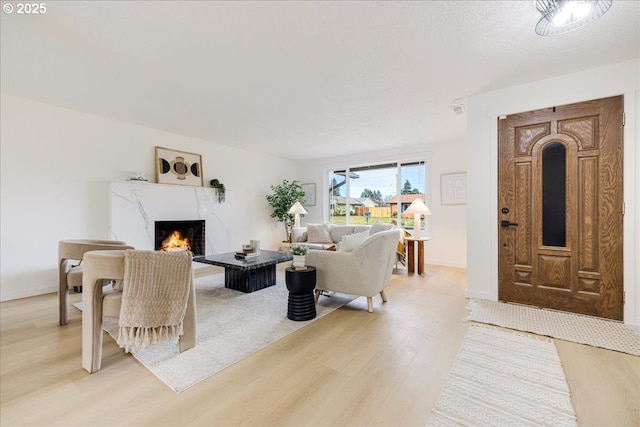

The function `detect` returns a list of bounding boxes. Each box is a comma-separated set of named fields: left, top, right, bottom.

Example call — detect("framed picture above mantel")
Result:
left=155, top=147, right=203, bottom=186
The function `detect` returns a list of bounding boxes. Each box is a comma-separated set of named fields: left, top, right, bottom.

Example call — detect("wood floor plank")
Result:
left=1, top=266, right=638, bottom=426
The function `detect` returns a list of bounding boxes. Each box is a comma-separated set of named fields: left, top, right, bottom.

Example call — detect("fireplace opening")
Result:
left=154, top=220, right=205, bottom=256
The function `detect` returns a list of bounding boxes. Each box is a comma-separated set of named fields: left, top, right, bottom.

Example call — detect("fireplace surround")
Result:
left=109, top=181, right=227, bottom=255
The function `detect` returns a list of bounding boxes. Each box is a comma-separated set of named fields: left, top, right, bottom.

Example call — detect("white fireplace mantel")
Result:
left=109, top=181, right=231, bottom=255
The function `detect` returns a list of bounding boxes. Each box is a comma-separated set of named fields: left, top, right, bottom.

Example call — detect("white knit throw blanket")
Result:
left=117, top=250, right=193, bottom=353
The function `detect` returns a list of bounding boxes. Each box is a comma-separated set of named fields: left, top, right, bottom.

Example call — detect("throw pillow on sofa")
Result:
left=307, top=223, right=333, bottom=243
left=329, top=225, right=355, bottom=243
left=292, top=227, right=308, bottom=243
left=340, top=230, right=370, bottom=252
left=370, top=220, right=393, bottom=235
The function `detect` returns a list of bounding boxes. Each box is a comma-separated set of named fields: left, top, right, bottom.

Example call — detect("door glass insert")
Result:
left=542, top=142, right=566, bottom=247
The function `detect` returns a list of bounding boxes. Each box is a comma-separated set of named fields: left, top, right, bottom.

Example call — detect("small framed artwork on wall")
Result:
left=441, top=173, right=466, bottom=205
left=155, top=147, right=203, bottom=186
left=301, top=183, right=316, bottom=206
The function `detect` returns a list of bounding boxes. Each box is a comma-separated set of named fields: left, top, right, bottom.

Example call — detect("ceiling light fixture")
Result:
left=535, top=0, right=612, bottom=36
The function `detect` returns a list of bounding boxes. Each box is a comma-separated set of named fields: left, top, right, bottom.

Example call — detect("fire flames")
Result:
left=160, top=231, right=191, bottom=252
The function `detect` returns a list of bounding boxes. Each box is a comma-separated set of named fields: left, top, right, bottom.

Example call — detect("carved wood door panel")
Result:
left=498, top=96, right=624, bottom=320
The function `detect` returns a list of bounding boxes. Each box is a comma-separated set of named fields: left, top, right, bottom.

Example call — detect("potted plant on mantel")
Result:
left=210, top=179, right=226, bottom=203
left=266, top=179, right=306, bottom=242
left=291, top=244, right=308, bottom=268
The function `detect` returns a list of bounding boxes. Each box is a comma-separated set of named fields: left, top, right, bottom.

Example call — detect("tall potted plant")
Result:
left=266, top=180, right=306, bottom=242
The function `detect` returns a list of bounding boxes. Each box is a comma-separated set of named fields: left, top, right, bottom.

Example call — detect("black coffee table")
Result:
left=194, top=250, right=293, bottom=293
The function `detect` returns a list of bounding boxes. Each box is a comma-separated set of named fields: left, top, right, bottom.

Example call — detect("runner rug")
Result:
left=78, top=271, right=356, bottom=392
left=467, top=299, right=640, bottom=356
left=427, top=326, right=577, bottom=426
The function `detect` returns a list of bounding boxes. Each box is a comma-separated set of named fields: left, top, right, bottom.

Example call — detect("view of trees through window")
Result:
left=328, top=161, right=426, bottom=230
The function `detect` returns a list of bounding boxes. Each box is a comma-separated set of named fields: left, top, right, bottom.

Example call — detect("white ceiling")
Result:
left=1, top=1, right=638, bottom=160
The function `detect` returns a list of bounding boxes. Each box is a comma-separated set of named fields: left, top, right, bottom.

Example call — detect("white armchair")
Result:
left=305, top=229, right=400, bottom=313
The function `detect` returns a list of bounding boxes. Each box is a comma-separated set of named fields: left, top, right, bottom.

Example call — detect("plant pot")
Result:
left=292, top=255, right=306, bottom=268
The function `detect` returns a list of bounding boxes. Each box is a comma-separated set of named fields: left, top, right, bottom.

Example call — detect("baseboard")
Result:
left=1, top=285, right=57, bottom=302
left=426, top=259, right=467, bottom=269
left=464, top=290, right=492, bottom=300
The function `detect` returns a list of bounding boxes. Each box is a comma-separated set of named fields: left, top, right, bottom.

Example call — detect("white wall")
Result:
left=298, top=140, right=468, bottom=268
left=466, top=58, right=639, bottom=326
left=0, top=94, right=297, bottom=301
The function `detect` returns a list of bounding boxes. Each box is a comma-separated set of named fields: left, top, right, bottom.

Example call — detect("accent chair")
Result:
left=81, top=249, right=196, bottom=373
left=305, top=229, right=400, bottom=313
left=58, top=239, right=134, bottom=325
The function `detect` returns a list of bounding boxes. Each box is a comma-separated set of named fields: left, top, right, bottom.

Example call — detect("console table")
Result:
left=405, top=237, right=430, bottom=275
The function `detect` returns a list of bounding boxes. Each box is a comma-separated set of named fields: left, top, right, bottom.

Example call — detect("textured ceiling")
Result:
left=1, top=1, right=638, bottom=160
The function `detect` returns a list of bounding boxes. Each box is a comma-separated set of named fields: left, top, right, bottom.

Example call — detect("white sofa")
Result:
left=292, top=224, right=375, bottom=250
left=291, top=223, right=409, bottom=267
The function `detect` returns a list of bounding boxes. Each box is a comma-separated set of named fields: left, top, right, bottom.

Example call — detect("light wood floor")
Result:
left=1, top=266, right=639, bottom=427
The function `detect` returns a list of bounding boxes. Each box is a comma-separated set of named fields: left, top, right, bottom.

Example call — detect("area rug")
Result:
left=78, top=271, right=356, bottom=392
left=467, top=299, right=640, bottom=356
left=427, top=326, right=577, bottom=427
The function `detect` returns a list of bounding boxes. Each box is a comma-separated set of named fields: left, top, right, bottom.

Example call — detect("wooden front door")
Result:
left=498, top=96, right=624, bottom=320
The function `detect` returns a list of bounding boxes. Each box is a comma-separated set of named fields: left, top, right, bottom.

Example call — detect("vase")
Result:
left=292, top=255, right=306, bottom=268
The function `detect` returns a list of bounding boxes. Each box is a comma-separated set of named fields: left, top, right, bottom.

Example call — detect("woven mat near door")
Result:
left=466, top=299, right=640, bottom=356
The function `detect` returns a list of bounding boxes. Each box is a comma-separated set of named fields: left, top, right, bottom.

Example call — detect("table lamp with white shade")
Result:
left=404, top=198, right=431, bottom=239
left=288, top=201, right=308, bottom=229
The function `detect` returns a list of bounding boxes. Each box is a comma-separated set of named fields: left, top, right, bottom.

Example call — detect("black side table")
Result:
left=285, top=266, right=317, bottom=321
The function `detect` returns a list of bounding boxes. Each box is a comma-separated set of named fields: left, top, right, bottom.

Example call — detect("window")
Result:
left=327, top=161, right=427, bottom=232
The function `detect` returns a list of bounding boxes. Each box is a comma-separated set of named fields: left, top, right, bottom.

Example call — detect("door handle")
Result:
left=501, top=220, right=518, bottom=228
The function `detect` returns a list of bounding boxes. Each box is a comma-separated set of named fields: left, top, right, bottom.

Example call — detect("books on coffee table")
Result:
left=235, top=252, right=260, bottom=260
